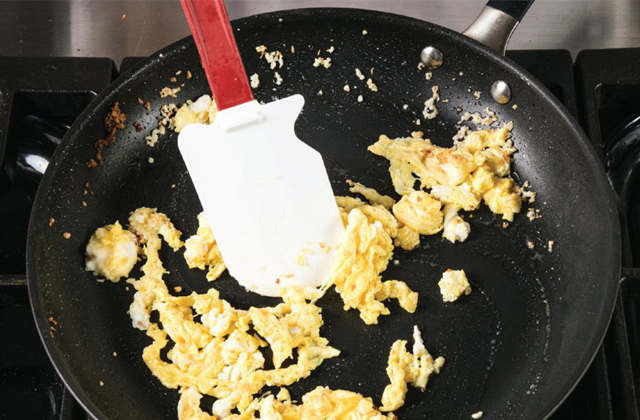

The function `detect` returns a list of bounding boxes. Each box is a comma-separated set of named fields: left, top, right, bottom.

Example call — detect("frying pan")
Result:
left=28, top=3, right=620, bottom=420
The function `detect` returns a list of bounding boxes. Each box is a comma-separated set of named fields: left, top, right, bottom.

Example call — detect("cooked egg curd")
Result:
left=368, top=125, right=522, bottom=244
left=85, top=221, right=138, bottom=282
left=380, top=326, right=445, bottom=412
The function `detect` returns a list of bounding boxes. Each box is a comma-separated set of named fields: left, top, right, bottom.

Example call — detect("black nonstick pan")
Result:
left=27, top=3, right=620, bottom=420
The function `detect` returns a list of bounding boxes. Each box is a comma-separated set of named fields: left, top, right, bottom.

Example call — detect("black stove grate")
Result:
left=0, top=50, right=638, bottom=420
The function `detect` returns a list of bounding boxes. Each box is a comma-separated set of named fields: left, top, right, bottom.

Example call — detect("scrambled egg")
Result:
left=85, top=221, right=138, bottom=282
left=325, top=200, right=418, bottom=325
left=179, top=385, right=394, bottom=420
left=442, top=204, right=470, bottom=243
left=85, top=92, right=531, bottom=419
left=392, top=191, right=443, bottom=235
left=395, top=225, right=420, bottom=251
left=173, top=94, right=218, bottom=133
left=438, top=269, right=471, bottom=302
left=127, top=207, right=184, bottom=330
left=347, top=180, right=396, bottom=209
left=112, top=208, right=346, bottom=419
left=183, top=212, right=226, bottom=281
left=368, top=125, right=522, bottom=244
left=380, top=326, right=445, bottom=412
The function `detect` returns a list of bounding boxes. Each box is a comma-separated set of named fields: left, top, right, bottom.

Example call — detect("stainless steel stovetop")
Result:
left=0, top=0, right=639, bottom=65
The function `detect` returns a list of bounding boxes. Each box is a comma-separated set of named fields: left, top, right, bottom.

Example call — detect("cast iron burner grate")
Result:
left=0, top=50, right=637, bottom=420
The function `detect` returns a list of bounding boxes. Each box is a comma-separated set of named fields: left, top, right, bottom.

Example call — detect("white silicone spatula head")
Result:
left=178, top=0, right=345, bottom=297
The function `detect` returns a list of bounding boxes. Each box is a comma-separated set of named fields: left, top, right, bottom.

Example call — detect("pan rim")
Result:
left=26, top=7, right=621, bottom=420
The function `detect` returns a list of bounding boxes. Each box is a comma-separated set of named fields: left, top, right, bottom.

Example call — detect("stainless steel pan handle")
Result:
left=462, top=0, right=535, bottom=55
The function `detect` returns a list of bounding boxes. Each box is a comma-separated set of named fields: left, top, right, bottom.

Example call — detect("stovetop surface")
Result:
left=0, top=49, right=638, bottom=420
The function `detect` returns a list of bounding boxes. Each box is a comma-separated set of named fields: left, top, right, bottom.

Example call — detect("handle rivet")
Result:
left=420, top=46, right=444, bottom=69
left=491, top=80, right=512, bottom=104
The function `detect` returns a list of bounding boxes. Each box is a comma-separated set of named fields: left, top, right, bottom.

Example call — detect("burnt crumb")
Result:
left=85, top=181, right=90, bottom=188
left=133, top=121, right=143, bottom=132
left=87, top=102, right=127, bottom=167
left=48, top=316, right=58, bottom=332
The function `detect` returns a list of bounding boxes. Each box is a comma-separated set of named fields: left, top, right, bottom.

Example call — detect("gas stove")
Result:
left=0, top=49, right=638, bottom=420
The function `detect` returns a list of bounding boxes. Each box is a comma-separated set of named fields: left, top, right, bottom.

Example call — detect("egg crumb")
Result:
left=250, top=73, right=260, bottom=88
left=459, top=107, right=498, bottom=126
left=274, top=71, right=283, bottom=85
left=313, top=56, right=332, bottom=69
left=367, top=78, right=378, bottom=92
left=318, top=242, right=331, bottom=253
left=296, top=253, right=308, bottom=266
left=423, top=85, right=440, bottom=120
left=527, top=207, right=542, bottom=221
left=438, top=269, right=471, bottom=302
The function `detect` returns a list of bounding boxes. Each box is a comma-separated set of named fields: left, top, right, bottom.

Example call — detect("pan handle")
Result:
left=462, top=0, right=535, bottom=55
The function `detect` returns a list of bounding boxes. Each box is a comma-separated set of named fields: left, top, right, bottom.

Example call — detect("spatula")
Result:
left=177, top=0, right=345, bottom=297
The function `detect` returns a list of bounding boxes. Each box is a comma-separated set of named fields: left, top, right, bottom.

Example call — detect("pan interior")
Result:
left=28, top=9, right=619, bottom=420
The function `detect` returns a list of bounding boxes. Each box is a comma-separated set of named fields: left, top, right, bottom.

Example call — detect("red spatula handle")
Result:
left=180, top=0, right=254, bottom=110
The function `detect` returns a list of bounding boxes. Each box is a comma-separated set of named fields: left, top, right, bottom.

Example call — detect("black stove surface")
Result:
left=0, top=50, right=638, bottom=420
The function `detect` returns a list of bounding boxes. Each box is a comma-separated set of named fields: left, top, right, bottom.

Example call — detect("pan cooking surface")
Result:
left=27, top=9, right=619, bottom=420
